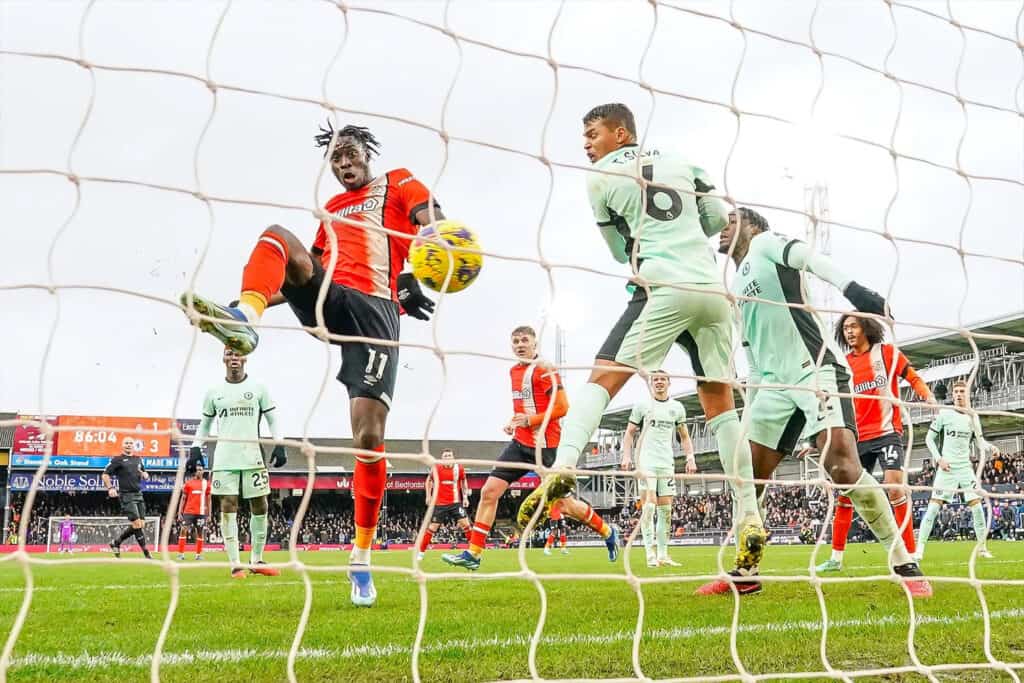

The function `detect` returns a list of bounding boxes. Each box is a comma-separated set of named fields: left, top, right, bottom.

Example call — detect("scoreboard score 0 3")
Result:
left=57, top=416, right=172, bottom=457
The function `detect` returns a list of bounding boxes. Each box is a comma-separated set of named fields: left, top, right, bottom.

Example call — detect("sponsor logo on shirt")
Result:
left=334, top=198, right=380, bottom=219
left=512, top=389, right=533, bottom=400
left=218, top=407, right=256, bottom=418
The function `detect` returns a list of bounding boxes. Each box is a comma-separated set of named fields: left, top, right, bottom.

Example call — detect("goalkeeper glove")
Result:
left=843, top=281, right=890, bottom=317
left=186, top=446, right=205, bottom=472
left=269, top=445, right=287, bottom=468
left=397, top=272, right=435, bottom=321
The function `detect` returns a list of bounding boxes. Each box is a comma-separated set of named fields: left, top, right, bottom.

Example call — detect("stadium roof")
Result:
left=897, top=311, right=1024, bottom=368
left=275, top=438, right=507, bottom=474
left=600, top=311, right=1024, bottom=431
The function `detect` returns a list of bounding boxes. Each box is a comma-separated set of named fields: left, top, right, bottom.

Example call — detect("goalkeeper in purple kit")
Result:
left=58, top=514, right=74, bottom=553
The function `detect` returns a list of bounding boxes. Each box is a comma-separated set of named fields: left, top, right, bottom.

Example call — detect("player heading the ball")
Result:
left=518, top=102, right=765, bottom=576
left=180, top=121, right=456, bottom=606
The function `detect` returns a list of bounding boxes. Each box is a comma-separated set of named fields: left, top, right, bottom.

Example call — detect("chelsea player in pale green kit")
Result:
left=621, top=371, right=695, bottom=568
left=707, top=208, right=931, bottom=597
left=518, top=103, right=767, bottom=577
left=190, top=347, right=287, bottom=578
left=915, top=379, right=996, bottom=561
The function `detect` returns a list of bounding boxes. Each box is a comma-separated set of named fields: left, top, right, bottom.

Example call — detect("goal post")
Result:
left=46, top=517, right=161, bottom=554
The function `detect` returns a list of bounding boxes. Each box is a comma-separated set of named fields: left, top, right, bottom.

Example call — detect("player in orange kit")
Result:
left=817, top=313, right=935, bottom=573
left=543, top=500, right=570, bottom=556
left=418, top=449, right=471, bottom=560
left=181, top=121, right=445, bottom=606
left=443, top=325, right=619, bottom=570
left=176, top=464, right=212, bottom=561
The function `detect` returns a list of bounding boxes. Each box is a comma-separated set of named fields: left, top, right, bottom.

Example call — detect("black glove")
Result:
left=843, top=281, right=889, bottom=317
left=186, top=446, right=205, bottom=472
left=269, top=445, right=287, bottom=468
left=397, top=272, right=435, bottom=321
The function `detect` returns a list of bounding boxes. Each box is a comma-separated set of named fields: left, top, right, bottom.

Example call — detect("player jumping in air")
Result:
left=417, top=449, right=472, bottom=560
left=57, top=514, right=74, bottom=554
left=518, top=103, right=765, bottom=575
left=103, top=437, right=152, bottom=559
left=181, top=122, right=441, bottom=606
left=621, top=371, right=695, bottom=568
left=190, top=348, right=287, bottom=579
left=703, top=208, right=930, bottom=596
left=817, top=312, right=934, bottom=573
left=176, top=463, right=212, bottom=561
left=444, top=325, right=618, bottom=571
left=915, top=379, right=997, bottom=561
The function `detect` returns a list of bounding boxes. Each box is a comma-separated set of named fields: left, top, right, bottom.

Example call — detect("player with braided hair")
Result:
left=181, top=120, right=449, bottom=607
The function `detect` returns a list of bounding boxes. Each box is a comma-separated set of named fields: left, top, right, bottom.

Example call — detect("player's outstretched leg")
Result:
left=817, top=495, right=853, bottom=572
left=561, top=498, right=618, bottom=562
left=180, top=292, right=260, bottom=356
left=348, top=406, right=388, bottom=606
left=516, top=473, right=576, bottom=529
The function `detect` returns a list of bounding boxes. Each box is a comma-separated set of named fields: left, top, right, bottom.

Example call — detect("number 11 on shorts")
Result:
left=365, top=349, right=389, bottom=380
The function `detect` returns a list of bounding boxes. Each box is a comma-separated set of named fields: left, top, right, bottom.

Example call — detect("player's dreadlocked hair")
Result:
left=314, top=120, right=381, bottom=158
left=737, top=207, right=770, bottom=233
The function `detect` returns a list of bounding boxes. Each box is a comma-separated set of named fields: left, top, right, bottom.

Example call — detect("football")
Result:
left=408, top=220, right=483, bottom=293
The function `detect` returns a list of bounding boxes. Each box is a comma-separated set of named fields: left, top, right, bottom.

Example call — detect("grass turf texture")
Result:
left=0, top=541, right=1022, bottom=682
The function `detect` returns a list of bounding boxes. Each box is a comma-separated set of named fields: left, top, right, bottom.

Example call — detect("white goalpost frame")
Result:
left=1, top=1, right=1022, bottom=682
left=45, top=516, right=161, bottom=554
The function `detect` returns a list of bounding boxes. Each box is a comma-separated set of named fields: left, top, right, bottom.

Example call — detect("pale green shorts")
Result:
left=747, top=364, right=857, bottom=454
left=932, top=467, right=981, bottom=503
left=212, top=468, right=270, bottom=499
left=598, top=284, right=734, bottom=383
left=636, top=466, right=677, bottom=498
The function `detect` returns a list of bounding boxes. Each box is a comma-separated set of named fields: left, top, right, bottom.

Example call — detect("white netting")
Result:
left=2, top=0, right=1023, bottom=681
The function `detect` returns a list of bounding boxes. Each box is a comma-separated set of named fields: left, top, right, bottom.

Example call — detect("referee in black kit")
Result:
left=102, top=437, right=152, bottom=559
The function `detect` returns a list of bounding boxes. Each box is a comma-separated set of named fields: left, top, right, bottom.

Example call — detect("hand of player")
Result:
left=843, top=281, right=890, bottom=318
left=269, top=445, right=287, bottom=468
left=510, top=414, right=531, bottom=428
left=685, top=457, right=697, bottom=474
left=107, top=488, right=119, bottom=498
left=925, top=395, right=938, bottom=406
left=502, top=422, right=514, bottom=436
left=397, top=272, right=435, bottom=321
left=938, top=457, right=951, bottom=472
left=141, top=471, right=150, bottom=481
left=620, top=457, right=632, bottom=471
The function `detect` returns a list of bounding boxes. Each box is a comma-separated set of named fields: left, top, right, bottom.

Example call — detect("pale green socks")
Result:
left=917, top=501, right=941, bottom=557
left=708, top=410, right=760, bottom=523
left=250, top=513, right=268, bottom=563
left=221, top=512, right=240, bottom=566
left=971, top=504, right=988, bottom=548
left=844, top=471, right=912, bottom=567
left=640, top=502, right=655, bottom=558
left=656, top=504, right=671, bottom=559
left=554, top=383, right=611, bottom=469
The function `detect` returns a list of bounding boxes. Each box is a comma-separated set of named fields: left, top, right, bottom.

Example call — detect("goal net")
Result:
left=46, top=516, right=161, bottom=554
left=2, top=0, right=1023, bottom=681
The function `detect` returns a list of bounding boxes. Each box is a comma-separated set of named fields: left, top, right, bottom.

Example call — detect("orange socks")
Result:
left=239, top=230, right=289, bottom=319
left=832, top=496, right=854, bottom=552
left=580, top=504, right=611, bottom=539
left=892, top=496, right=916, bottom=554
left=468, top=522, right=491, bottom=557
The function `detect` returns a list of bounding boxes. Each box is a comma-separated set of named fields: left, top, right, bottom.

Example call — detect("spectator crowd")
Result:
left=5, top=451, right=1023, bottom=548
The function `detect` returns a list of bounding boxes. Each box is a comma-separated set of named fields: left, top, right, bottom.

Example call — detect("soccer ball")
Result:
left=408, top=220, right=483, bottom=293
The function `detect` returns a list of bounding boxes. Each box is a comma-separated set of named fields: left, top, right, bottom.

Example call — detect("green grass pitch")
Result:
left=1, top=541, right=1022, bottom=682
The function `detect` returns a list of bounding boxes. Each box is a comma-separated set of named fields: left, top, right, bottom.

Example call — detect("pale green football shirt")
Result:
left=927, top=408, right=983, bottom=469
left=201, top=377, right=275, bottom=471
left=733, top=231, right=849, bottom=386
left=586, top=145, right=726, bottom=286
left=628, top=398, right=686, bottom=470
